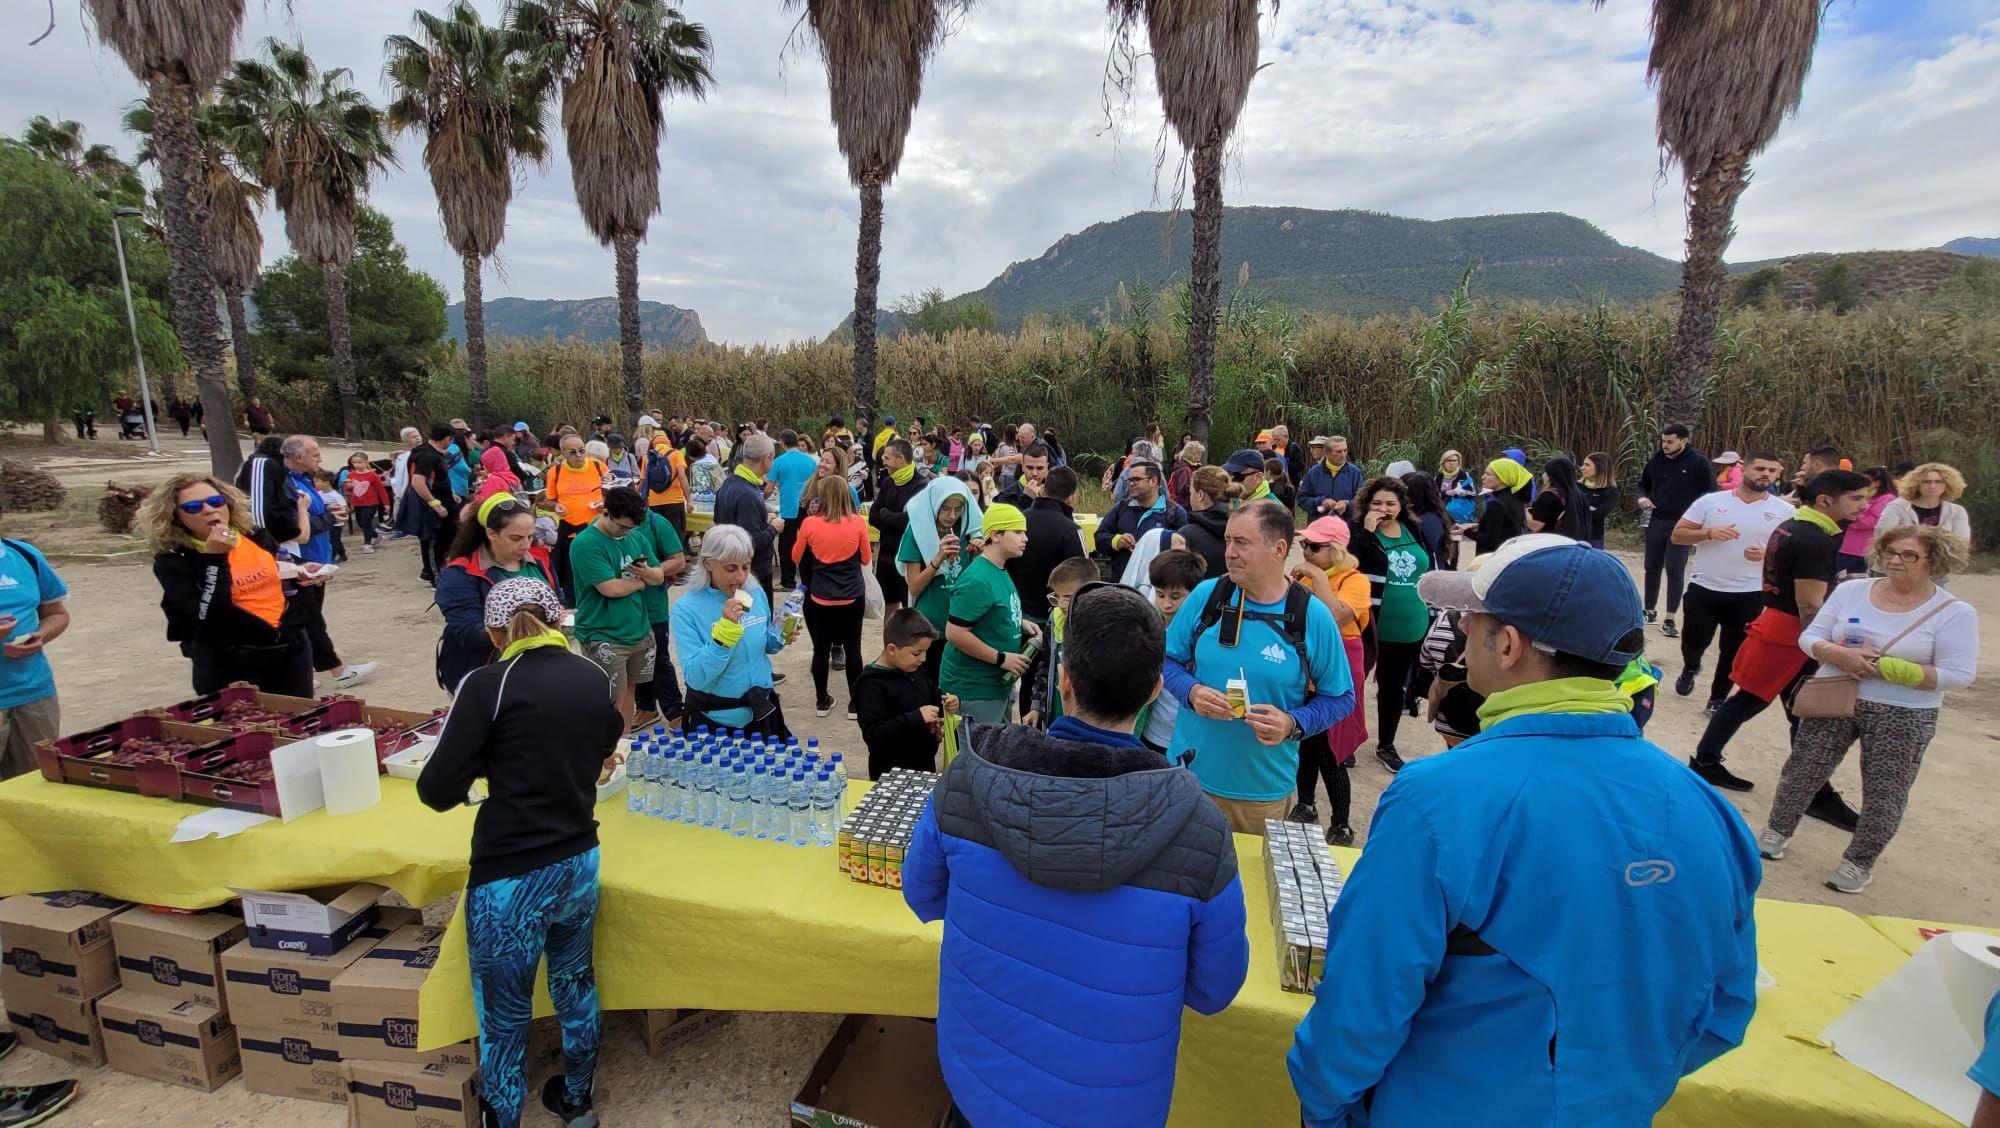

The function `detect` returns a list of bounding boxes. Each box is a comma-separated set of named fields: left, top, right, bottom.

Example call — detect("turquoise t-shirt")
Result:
left=769, top=450, right=821, bottom=520
left=939, top=555, right=1023, bottom=702
left=1164, top=578, right=1352, bottom=802
left=0, top=539, right=67, bottom=709
left=569, top=522, right=654, bottom=645
left=1972, top=992, right=2000, bottom=1099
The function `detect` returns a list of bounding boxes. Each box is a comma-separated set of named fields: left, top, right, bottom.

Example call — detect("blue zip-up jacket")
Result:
left=1094, top=497, right=1187, bottom=577
left=1298, top=460, right=1365, bottom=518
left=905, top=717, right=1250, bottom=1127
left=1288, top=710, right=1761, bottom=1127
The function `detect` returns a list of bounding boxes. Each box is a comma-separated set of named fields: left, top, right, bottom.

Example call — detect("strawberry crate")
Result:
left=32, top=715, right=224, bottom=797
left=144, top=683, right=345, bottom=735
left=174, top=731, right=284, bottom=816
left=281, top=699, right=448, bottom=760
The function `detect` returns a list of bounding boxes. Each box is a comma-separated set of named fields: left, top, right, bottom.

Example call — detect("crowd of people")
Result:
left=2, top=401, right=1989, bottom=1128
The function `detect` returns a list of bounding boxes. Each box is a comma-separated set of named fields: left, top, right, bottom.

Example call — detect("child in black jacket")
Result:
left=853, top=609, right=958, bottom=778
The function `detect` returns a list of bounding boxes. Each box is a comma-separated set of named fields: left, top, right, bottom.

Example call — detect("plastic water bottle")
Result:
left=657, top=744, right=682, bottom=822
left=828, top=753, right=848, bottom=822
left=725, top=764, right=752, bottom=837
left=639, top=742, right=663, bottom=817
left=749, top=763, right=773, bottom=840
left=789, top=771, right=812, bottom=847
left=696, top=754, right=718, bottom=828
left=1842, top=617, right=1867, bottom=649
left=678, top=748, right=700, bottom=823
left=811, top=769, right=839, bottom=847
left=626, top=742, right=650, bottom=814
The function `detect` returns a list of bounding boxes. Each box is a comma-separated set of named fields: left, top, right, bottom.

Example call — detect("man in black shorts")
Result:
left=868, top=439, right=927, bottom=618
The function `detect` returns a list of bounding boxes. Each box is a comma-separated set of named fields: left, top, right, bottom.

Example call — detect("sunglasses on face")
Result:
left=178, top=495, right=228, bottom=514
left=1301, top=540, right=1330, bottom=552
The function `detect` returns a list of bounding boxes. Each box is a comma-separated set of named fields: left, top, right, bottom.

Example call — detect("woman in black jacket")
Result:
left=1579, top=452, right=1621, bottom=548
left=139, top=473, right=316, bottom=696
left=1176, top=465, right=1237, bottom=582
left=1460, top=458, right=1532, bottom=555
left=1528, top=456, right=1591, bottom=541
left=418, top=577, right=621, bottom=1128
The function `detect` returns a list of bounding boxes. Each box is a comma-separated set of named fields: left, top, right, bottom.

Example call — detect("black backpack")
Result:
left=1185, top=576, right=1315, bottom=685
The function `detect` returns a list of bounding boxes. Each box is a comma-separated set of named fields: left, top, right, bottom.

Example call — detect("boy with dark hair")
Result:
left=570, top=486, right=667, bottom=729
left=1137, top=548, right=1208, bottom=752
left=1027, top=557, right=1099, bottom=727
left=852, top=608, right=958, bottom=778
left=905, top=582, right=1248, bottom=1127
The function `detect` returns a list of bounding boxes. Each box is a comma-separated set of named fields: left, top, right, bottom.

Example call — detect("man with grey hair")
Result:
left=1299, top=435, right=1365, bottom=518
left=713, top=430, right=784, bottom=597
left=278, top=435, right=376, bottom=690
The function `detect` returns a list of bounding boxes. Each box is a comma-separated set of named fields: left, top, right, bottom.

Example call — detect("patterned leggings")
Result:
left=1766, top=701, right=1939, bottom=868
left=466, top=848, right=602, bottom=1127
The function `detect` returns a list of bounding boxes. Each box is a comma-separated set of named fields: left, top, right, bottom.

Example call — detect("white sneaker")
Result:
left=1757, top=830, right=1788, bottom=861
left=362, top=544, right=376, bottom=555
left=1825, top=861, right=1872, bottom=895
left=334, top=662, right=378, bottom=691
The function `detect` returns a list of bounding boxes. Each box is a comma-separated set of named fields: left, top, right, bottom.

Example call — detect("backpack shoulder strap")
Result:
left=1, top=538, right=56, bottom=592
left=1281, top=582, right=1314, bottom=659
left=1185, top=577, right=1239, bottom=680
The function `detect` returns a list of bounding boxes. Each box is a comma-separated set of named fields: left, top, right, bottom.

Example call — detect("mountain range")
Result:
left=444, top=295, right=707, bottom=349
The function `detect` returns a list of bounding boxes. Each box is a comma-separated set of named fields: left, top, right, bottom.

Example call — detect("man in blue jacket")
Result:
left=1288, top=534, right=1762, bottom=1126
left=905, top=582, right=1249, bottom=1127
left=1094, top=458, right=1185, bottom=577
left=1297, top=435, right=1365, bottom=519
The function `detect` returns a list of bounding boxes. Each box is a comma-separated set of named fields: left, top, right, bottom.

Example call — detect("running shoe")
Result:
left=1825, top=861, right=1872, bottom=895
left=1660, top=617, right=1679, bottom=639
left=1326, top=824, right=1355, bottom=848
left=0, top=1081, right=79, bottom=1128
left=334, top=662, right=378, bottom=691
left=1285, top=803, right=1318, bottom=825
left=1690, top=758, right=1754, bottom=792
left=1756, top=829, right=1788, bottom=861
left=540, top=1075, right=598, bottom=1128
left=1806, top=789, right=1861, bottom=832
left=815, top=697, right=835, bottom=719
left=1376, top=744, right=1404, bottom=773
left=1674, top=668, right=1697, bottom=697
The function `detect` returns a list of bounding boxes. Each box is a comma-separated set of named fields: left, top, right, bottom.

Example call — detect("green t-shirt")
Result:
left=623, top=511, right=685, bottom=625
left=490, top=562, right=540, bottom=585
left=897, top=525, right=970, bottom=635
left=570, top=521, right=654, bottom=645
left=1375, top=524, right=1432, bottom=644
left=939, top=555, right=1023, bottom=701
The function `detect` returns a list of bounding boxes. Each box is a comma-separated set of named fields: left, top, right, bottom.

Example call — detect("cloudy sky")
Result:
left=13, top=0, right=1997, bottom=344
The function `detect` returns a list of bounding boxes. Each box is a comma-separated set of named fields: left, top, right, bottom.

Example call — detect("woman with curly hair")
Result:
left=1877, top=462, right=1972, bottom=544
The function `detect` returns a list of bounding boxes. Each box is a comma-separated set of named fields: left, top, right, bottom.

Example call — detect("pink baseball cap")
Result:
left=1302, top=516, right=1351, bottom=547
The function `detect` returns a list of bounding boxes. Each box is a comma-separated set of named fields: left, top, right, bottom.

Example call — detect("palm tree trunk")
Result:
left=614, top=230, right=644, bottom=416
left=852, top=168, right=885, bottom=433
left=323, top=262, right=362, bottom=441
left=224, top=282, right=257, bottom=401
left=147, top=71, right=241, bottom=478
left=1184, top=135, right=1225, bottom=447
left=42, top=419, right=61, bottom=444
left=463, top=251, right=490, bottom=430
left=1665, top=150, right=1751, bottom=429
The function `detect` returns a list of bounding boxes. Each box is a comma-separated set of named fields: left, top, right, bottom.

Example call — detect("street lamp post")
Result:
left=110, top=206, right=162, bottom=457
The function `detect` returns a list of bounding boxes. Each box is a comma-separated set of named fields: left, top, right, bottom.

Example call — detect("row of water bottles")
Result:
left=625, top=725, right=847, bottom=846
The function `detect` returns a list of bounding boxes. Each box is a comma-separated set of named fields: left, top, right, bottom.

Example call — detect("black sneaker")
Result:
left=771, top=671, right=786, bottom=686
left=1376, top=744, right=1404, bottom=773
left=1806, top=788, right=1861, bottom=832
left=1326, top=824, right=1355, bottom=847
left=1704, top=697, right=1726, bottom=717
left=1285, top=802, right=1318, bottom=824
left=1660, top=617, right=1679, bottom=639
left=1646, top=609, right=1657, bottom=624
left=1674, top=668, right=1697, bottom=697
left=0, top=1080, right=79, bottom=1128
left=1689, top=758, right=1754, bottom=792
left=1405, top=698, right=1420, bottom=718
left=540, top=1075, right=598, bottom=1128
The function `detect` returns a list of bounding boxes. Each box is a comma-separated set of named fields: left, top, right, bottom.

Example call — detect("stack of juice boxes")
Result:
left=835, top=768, right=938, bottom=891
left=1264, top=819, right=1343, bottom=993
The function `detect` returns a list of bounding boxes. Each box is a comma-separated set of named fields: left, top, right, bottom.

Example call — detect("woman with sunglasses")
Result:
left=1289, top=517, right=1371, bottom=845
left=436, top=493, right=559, bottom=695
left=140, top=473, right=316, bottom=696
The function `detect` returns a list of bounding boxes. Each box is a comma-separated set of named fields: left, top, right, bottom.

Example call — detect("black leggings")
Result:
left=1294, top=730, right=1352, bottom=826
left=354, top=505, right=381, bottom=546
left=633, top=620, right=685, bottom=720
left=804, top=599, right=865, bottom=705
left=1375, top=639, right=1423, bottom=748
left=778, top=520, right=802, bottom=588
left=1679, top=584, right=1763, bottom=701
left=1643, top=518, right=1691, bottom=615
left=190, top=636, right=314, bottom=697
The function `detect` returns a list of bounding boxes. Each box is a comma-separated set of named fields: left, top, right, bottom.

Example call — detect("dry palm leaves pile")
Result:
left=99, top=483, right=154, bottom=534
left=0, top=460, right=67, bottom=513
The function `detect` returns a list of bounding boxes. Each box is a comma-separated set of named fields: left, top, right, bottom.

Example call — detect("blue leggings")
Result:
left=466, top=848, right=601, bottom=1127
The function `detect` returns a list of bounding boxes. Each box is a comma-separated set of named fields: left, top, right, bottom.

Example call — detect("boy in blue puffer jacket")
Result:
left=904, top=583, right=1249, bottom=1127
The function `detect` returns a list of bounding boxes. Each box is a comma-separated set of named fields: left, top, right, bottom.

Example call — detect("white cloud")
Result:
left=7, top=0, right=1993, bottom=343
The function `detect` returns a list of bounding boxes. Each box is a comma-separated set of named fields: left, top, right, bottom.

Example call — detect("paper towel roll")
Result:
left=312, top=728, right=381, bottom=816
left=1939, top=931, right=2000, bottom=1040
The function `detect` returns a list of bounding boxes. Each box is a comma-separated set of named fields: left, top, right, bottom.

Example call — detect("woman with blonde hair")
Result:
left=1167, top=440, right=1205, bottom=509
left=793, top=476, right=872, bottom=718
left=1876, top=462, right=1972, bottom=544
left=1177, top=464, right=1237, bottom=579
left=1760, top=524, right=1980, bottom=894
left=141, top=473, right=315, bottom=695
left=1439, top=449, right=1477, bottom=525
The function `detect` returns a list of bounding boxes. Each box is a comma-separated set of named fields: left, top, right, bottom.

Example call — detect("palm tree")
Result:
left=1106, top=0, right=1269, bottom=447
left=385, top=1, right=557, bottom=429
left=80, top=0, right=248, bottom=477
left=787, top=0, right=971, bottom=440
left=513, top=0, right=712, bottom=415
left=125, top=100, right=268, bottom=401
left=217, top=40, right=396, bottom=441
left=1614, top=0, right=1822, bottom=427
left=20, top=116, right=144, bottom=207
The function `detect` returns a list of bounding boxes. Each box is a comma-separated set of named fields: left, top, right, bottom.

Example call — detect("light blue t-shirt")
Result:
left=0, top=539, right=68, bottom=709
left=446, top=443, right=471, bottom=499
left=1972, top=992, right=2000, bottom=1098
left=769, top=450, right=821, bottom=519
left=1163, top=578, right=1351, bottom=802
left=669, top=585, right=786, bottom=729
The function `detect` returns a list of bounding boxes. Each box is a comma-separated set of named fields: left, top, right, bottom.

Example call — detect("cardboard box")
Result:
left=790, top=1015, right=953, bottom=1128
left=98, top=988, right=241, bottom=1091
left=111, top=906, right=247, bottom=1011
left=332, top=925, right=474, bottom=1067
left=235, top=883, right=385, bottom=956
left=221, top=930, right=379, bottom=1035
left=637, top=1008, right=731, bottom=1056
left=344, top=1059, right=480, bottom=1127
left=3, top=989, right=107, bottom=1067
left=238, top=1026, right=347, bottom=1103
left=0, top=891, right=131, bottom=1006
left=370, top=905, right=423, bottom=933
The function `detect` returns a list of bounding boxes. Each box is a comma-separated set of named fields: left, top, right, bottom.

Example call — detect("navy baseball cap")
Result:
left=1222, top=449, right=1265, bottom=475
left=1417, top=534, right=1644, bottom=665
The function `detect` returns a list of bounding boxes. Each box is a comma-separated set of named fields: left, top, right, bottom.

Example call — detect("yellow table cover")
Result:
left=1864, top=914, right=1995, bottom=956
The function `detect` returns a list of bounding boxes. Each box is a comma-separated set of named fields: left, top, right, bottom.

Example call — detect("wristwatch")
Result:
left=1286, top=715, right=1304, bottom=742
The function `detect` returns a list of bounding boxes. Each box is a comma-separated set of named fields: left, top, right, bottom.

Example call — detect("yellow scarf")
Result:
left=500, top=629, right=568, bottom=661
left=1792, top=505, right=1839, bottom=535
left=1476, top=678, right=1631, bottom=729
left=734, top=464, right=764, bottom=486
left=890, top=464, right=916, bottom=487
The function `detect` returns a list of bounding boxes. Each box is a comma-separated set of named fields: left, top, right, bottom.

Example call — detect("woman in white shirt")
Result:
left=1876, top=462, right=1972, bottom=543
left=1758, top=524, right=1979, bottom=894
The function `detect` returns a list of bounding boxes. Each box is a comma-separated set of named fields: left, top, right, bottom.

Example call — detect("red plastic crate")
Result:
left=144, top=683, right=343, bottom=734
left=282, top=700, right=447, bottom=761
left=174, top=731, right=283, bottom=816
left=33, top=715, right=232, bottom=798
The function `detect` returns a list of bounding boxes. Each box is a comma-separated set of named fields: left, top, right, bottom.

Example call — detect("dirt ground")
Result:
left=3, top=428, right=1996, bottom=1123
